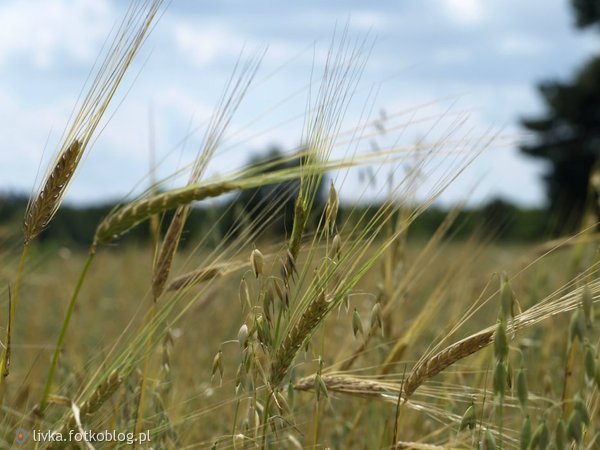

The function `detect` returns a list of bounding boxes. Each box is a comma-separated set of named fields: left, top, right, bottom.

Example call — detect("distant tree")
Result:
left=480, top=198, right=516, bottom=236
left=520, top=0, right=600, bottom=231
left=234, top=147, right=326, bottom=237
left=572, top=0, right=600, bottom=28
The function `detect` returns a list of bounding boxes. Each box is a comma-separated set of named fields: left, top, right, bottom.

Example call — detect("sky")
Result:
left=0, top=0, right=598, bottom=207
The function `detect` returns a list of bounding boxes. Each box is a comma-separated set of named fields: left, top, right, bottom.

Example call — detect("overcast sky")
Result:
left=0, top=0, right=598, bottom=207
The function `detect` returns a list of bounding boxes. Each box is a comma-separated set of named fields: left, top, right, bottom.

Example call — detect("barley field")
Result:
left=0, top=1, right=599, bottom=449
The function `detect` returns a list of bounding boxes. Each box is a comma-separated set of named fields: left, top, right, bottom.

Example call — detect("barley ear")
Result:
left=24, top=140, right=82, bottom=243
left=404, top=330, right=494, bottom=397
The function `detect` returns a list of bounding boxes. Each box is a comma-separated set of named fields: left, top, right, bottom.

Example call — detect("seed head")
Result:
left=520, top=416, right=531, bottom=450
left=352, top=308, right=363, bottom=338
left=235, top=363, right=245, bottom=394
left=332, top=234, right=342, bottom=259
left=569, top=309, right=585, bottom=343
left=273, top=278, right=287, bottom=309
left=211, top=350, right=223, bottom=380
left=482, top=430, right=497, bottom=450
left=246, top=402, right=260, bottom=436
left=325, top=181, right=339, bottom=231
left=532, top=421, right=549, bottom=450
left=459, top=404, right=476, bottom=431
left=494, top=318, right=509, bottom=361
left=493, top=360, right=507, bottom=398
left=516, top=367, right=528, bottom=409
left=585, top=345, right=596, bottom=381
left=499, top=272, right=514, bottom=320
left=239, top=277, right=250, bottom=312
left=370, top=302, right=384, bottom=336
left=251, top=248, right=264, bottom=278
left=256, top=315, right=272, bottom=347
left=273, top=390, right=291, bottom=415
left=567, top=410, right=582, bottom=444
left=573, top=394, right=590, bottom=425
left=314, top=373, right=329, bottom=400
left=238, top=324, right=249, bottom=349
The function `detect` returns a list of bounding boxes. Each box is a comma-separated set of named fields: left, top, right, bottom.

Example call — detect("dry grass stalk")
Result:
left=395, top=442, right=446, bottom=450
left=167, top=264, right=225, bottom=292
left=23, top=140, right=82, bottom=243
left=404, top=330, right=495, bottom=397
left=294, top=374, right=392, bottom=398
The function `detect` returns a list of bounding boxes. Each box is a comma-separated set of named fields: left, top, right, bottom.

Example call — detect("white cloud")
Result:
left=432, top=47, right=471, bottom=64
left=0, top=0, right=113, bottom=69
left=350, top=11, right=388, bottom=31
left=167, top=13, right=338, bottom=73
left=441, top=0, right=485, bottom=26
left=0, top=85, right=78, bottom=195
left=496, top=34, right=546, bottom=56
left=172, top=22, right=246, bottom=67
left=155, top=86, right=213, bottom=123
left=0, top=0, right=594, bottom=206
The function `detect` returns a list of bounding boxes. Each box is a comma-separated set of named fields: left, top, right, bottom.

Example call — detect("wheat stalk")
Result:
left=26, top=0, right=164, bottom=244
left=94, top=162, right=325, bottom=245
left=23, top=140, right=82, bottom=243
left=295, top=374, right=392, bottom=398
left=404, top=330, right=495, bottom=397
left=48, top=370, right=123, bottom=449
left=395, top=442, right=446, bottom=449
left=151, top=55, right=260, bottom=300
left=167, top=261, right=246, bottom=292
left=152, top=208, right=188, bottom=298
left=270, top=291, right=330, bottom=387
left=36, top=0, right=166, bottom=409
left=95, top=182, right=239, bottom=244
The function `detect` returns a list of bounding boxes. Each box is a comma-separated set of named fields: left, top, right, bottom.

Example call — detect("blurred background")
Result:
left=0, top=0, right=599, bottom=243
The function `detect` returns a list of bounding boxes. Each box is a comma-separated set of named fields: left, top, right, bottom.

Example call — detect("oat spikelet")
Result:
left=404, top=330, right=494, bottom=397
left=251, top=248, right=264, bottom=278
left=23, top=140, right=82, bottom=243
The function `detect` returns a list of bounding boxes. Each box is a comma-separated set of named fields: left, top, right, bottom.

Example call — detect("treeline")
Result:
left=0, top=193, right=548, bottom=248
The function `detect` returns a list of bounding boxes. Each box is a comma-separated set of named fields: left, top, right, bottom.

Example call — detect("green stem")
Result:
left=231, top=397, right=241, bottom=439
left=133, top=306, right=156, bottom=447
left=312, top=397, right=320, bottom=447
left=260, top=392, right=272, bottom=449
left=40, top=246, right=96, bottom=411
left=0, top=241, right=29, bottom=402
